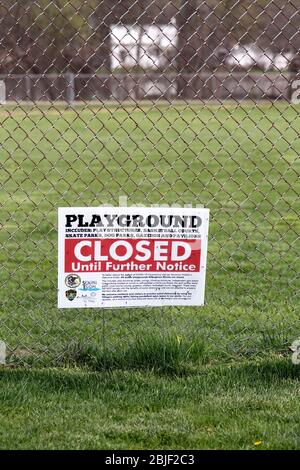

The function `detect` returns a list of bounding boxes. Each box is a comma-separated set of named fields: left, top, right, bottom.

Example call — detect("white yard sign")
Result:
left=58, top=207, right=209, bottom=308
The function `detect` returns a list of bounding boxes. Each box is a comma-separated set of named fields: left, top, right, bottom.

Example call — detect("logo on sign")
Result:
left=65, top=274, right=81, bottom=288
left=79, top=280, right=100, bottom=291
left=65, top=289, right=77, bottom=301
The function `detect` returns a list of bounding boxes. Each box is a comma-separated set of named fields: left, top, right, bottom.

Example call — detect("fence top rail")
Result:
left=0, top=71, right=293, bottom=80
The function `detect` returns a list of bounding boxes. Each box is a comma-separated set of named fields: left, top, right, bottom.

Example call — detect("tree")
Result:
left=0, top=0, right=298, bottom=77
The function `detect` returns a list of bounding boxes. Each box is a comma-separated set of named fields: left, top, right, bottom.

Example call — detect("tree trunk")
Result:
left=176, top=0, right=202, bottom=98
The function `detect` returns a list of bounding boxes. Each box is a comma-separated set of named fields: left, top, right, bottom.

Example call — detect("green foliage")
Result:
left=29, top=0, right=93, bottom=44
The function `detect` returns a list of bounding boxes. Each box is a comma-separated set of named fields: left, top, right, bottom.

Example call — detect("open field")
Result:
left=0, top=102, right=299, bottom=448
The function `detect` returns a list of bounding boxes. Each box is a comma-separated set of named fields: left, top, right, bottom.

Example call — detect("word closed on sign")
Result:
left=58, top=207, right=209, bottom=308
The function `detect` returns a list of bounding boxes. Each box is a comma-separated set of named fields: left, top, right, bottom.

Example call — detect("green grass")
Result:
left=59, top=330, right=207, bottom=375
left=0, top=359, right=299, bottom=449
left=0, top=101, right=299, bottom=448
left=0, top=101, right=299, bottom=364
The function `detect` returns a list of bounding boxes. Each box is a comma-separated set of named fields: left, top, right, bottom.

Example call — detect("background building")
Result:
left=110, top=21, right=178, bottom=70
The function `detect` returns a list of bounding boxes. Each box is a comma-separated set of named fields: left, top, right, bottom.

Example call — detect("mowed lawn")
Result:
left=0, top=359, right=300, bottom=450
left=0, top=101, right=299, bottom=449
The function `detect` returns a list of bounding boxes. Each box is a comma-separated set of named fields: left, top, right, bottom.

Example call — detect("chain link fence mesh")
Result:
left=0, top=0, right=299, bottom=368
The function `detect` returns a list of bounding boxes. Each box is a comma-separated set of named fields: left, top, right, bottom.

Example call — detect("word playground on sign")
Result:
left=65, top=213, right=202, bottom=228
left=58, top=207, right=209, bottom=309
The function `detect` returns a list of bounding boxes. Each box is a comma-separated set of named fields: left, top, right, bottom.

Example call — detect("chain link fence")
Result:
left=0, top=0, right=299, bottom=369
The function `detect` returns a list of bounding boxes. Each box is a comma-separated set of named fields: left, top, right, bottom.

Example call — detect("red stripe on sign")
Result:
left=64, top=238, right=201, bottom=273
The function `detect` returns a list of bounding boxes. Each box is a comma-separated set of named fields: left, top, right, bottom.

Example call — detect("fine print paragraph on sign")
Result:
left=58, top=207, right=209, bottom=308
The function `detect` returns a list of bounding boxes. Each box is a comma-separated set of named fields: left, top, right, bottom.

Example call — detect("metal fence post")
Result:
left=66, top=71, right=75, bottom=104
left=25, top=75, right=31, bottom=101
left=0, top=80, right=6, bottom=103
